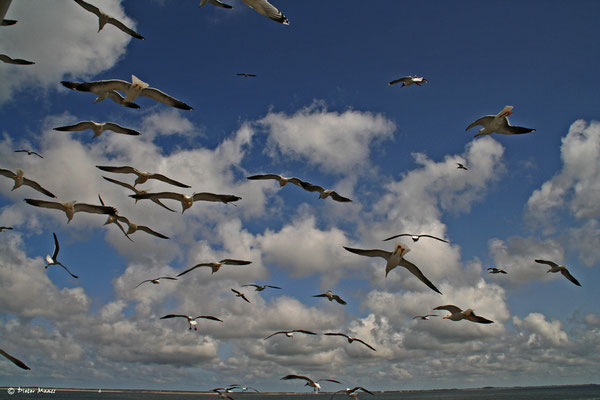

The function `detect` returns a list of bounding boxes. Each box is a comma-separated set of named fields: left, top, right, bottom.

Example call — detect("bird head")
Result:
left=131, top=75, right=149, bottom=90
left=393, top=242, right=410, bottom=257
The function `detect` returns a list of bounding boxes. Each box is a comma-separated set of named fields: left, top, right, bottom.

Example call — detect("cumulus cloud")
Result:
left=514, top=313, right=569, bottom=347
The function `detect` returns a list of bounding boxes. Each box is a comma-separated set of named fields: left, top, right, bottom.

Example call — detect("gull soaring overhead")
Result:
left=177, top=259, right=252, bottom=276
left=242, top=0, right=289, bottom=25
left=299, top=181, right=352, bottom=202
left=160, top=314, right=222, bottom=330
left=0, top=226, right=13, bottom=232
left=313, top=290, right=347, bottom=305
left=45, top=233, right=78, bottom=278
left=324, top=332, right=377, bottom=351
left=61, top=81, right=140, bottom=109
left=236, top=73, right=257, bottom=77
left=456, top=163, right=468, bottom=170
left=131, top=191, right=241, bottom=213
left=434, top=305, right=494, bottom=324
left=97, top=165, right=190, bottom=188
left=24, top=199, right=116, bottom=223
left=135, top=276, right=177, bottom=288
left=14, top=150, right=43, bottom=159
left=54, top=121, right=140, bottom=138
left=331, top=386, right=374, bottom=399
left=383, top=233, right=448, bottom=243
left=113, top=214, right=169, bottom=239
left=413, top=314, right=438, bottom=320
left=281, top=375, right=340, bottom=392
left=388, top=75, right=428, bottom=87
left=231, top=288, right=250, bottom=303
left=466, top=105, right=535, bottom=137
left=247, top=174, right=306, bottom=188
left=0, top=168, right=56, bottom=198
left=264, top=329, right=317, bottom=340
left=242, top=283, right=281, bottom=291
left=535, top=259, right=581, bottom=286
left=74, top=0, right=144, bottom=39
left=487, top=267, right=507, bottom=274
left=102, top=176, right=176, bottom=212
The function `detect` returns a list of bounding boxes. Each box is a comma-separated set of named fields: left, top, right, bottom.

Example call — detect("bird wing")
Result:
left=24, top=199, right=65, bottom=211
left=264, top=331, right=286, bottom=340
left=106, top=90, right=140, bottom=108
left=497, top=120, right=535, bottom=135
left=0, top=54, right=34, bottom=65
left=176, top=264, right=210, bottom=277
left=51, top=232, right=60, bottom=260
left=104, top=122, right=141, bottom=136
left=292, top=329, right=317, bottom=335
left=242, top=0, right=289, bottom=24
left=200, top=0, right=233, bottom=8
left=73, top=203, right=117, bottom=215
left=247, top=173, right=284, bottom=182
left=140, top=87, right=192, bottom=110
left=281, top=374, right=313, bottom=383
left=0, top=168, right=16, bottom=179
left=266, top=285, right=282, bottom=289
left=158, top=276, right=177, bottom=281
left=399, top=258, right=442, bottom=294
left=465, top=115, right=494, bottom=131
left=102, top=176, right=137, bottom=192
left=534, top=259, right=559, bottom=268
left=434, top=305, right=462, bottom=314
left=324, top=332, right=349, bottom=338
left=22, top=177, right=56, bottom=198
left=560, top=268, right=581, bottom=286
left=316, top=378, right=341, bottom=384
left=160, top=314, right=189, bottom=320
left=382, top=233, right=411, bottom=241
left=0, top=348, right=31, bottom=370
left=329, top=191, right=352, bottom=202
left=56, top=262, right=79, bottom=279
left=54, top=121, right=95, bottom=132
left=332, top=295, right=347, bottom=305
left=147, top=173, right=190, bottom=188
left=220, top=259, right=252, bottom=265
left=464, top=310, right=494, bottom=324
left=75, top=79, right=132, bottom=94
left=97, top=165, right=139, bottom=175
left=134, top=279, right=153, bottom=288
left=343, top=246, right=391, bottom=260
left=60, top=81, right=82, bottom=90
left=131, top=192, right=186, bottom=202
left=353, top=338, right=377, bottom=351
left=136, top=225, right=169, bottom=239
left=418, top=234, right=448, bottom=243
left=242, top=284, right=260, bottom=289
left=388, top=76, right=411, bottom=86
left=232, top=289, right=250, bottom=303
left=106, top=16, right=144, bottom=40
left=299, top=181, right=324, bottom=193
left=195, top=315, right=223, bottom=322
left=192, top=192, right=241, bottom=203
left=74, top=0, right=102, bottom=17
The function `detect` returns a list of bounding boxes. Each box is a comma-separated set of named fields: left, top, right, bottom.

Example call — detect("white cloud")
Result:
left=513, top=313, right=569, bottom=347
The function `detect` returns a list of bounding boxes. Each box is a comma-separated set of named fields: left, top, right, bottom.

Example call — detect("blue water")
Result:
left=0, top=385, right=599, bottom=399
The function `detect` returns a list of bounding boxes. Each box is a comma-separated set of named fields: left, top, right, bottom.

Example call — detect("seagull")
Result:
left=0, top=54, right=34, bottom=65
left=61, top=81, right=140, bottom=109
left=281, top=375, right=340, bottom=393
left=0, top=348, right=30, bottom=370
left=247, top=174, right=306, bottom=188
left=535, top=259, right=581, bottom=286
left=74, top=75, right=192, bottom=110
left=331, top=386, right=374, bottom=399
left=236, top=73, right=256, bottom=78
left=388, top=75, right=428, bottom=87
left=114, top=215, right=169, bottom=239
left=97, top=165, right=190, bottom=188
left=14, top=149, right=43, bottom=158
left=466, top=105, right=535, bottom=137
left=313, top=290, right=347, bottom=305
left=0, top=226, right=13, bottom=232
left=456, top=163, right=468, bottom=170
left=211, top=388, right=235, bottom=400
left=45, top=233, right=78, bottom=278
left=160, top=314, right=222, bottom=330
left=382, top=233, right=448, bottom=243
left=54, top=121, right=140, bottom=138
left=74, top=0, right=144, bottom=39
left=434, top=305, right=494, bottom=324
left=413, top=314, right=438, bottom=320
left=177, top=259, right=252, bottom=276
left=24, top=199, right=116, bottom=223
left=0, top=168, right=56, bottom=198
left=242, top=283, right=281, bottom=291
left=299, top=181, right=352, bottom=202
left=102, top=176, right=176, bottom=212
left=487, top=267, right=507, bottom=274
left=242, top=0, right=289, bottom=25
left=324, top=332, right=377, bottom=351
left=231, top=288, right=250, bottom=303
left=264, top=329, right=317, bottom=340
left=135, top=276, right=177, bottom=288
left=199, top=0, right=233, bottom=9
left=130, top=191, right=242, bottom=213
left=343, top=243, right=442, bottom=294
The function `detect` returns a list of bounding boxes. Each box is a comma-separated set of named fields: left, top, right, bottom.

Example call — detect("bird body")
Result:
left=74, top=0, right=144, bottom=39
left=535, top=259, right=581, bottom=286
left=242, top=0, right=289, bottom=25
left=466, top=105, right=535, bottom=137
left=55, top=121, right=140, bottom=138
left=61, top=81, right=140, bottom=109
left=434, top=305, right=494, bottom=324
left=45, top=233, right=78, bottom=278
left=177, top=259, right=251, bottom=276
left=313, top=290, right=347, bottom=305
left=0, top=168, right=56, bottom=198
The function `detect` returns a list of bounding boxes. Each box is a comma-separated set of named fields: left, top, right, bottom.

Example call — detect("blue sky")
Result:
left=1, top=0, right=600, bottom=393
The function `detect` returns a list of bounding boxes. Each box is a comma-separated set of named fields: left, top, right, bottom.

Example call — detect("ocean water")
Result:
left=0, top=385, right=599, bottom=399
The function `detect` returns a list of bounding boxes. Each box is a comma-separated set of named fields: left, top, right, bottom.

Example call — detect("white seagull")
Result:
left=264, top=329, right=317, bottom=340
left=281, top=374, right=340, bottom=393
left=0, top=348, right=30, bottom=370
left=313, top=290, right=347, bottom=305
left=388, top=75, right=428, bottom=87
left=383, top=233, right=448, bottom=243
left=97, top=165, right=190, bottom=188
left=413, top=314, right=438, bottom=320
left=101, top=176, right=176, bottom=212
left=535, top=259, right=581, bottom=286
left=231, top=288, right=250, bottom=303
left=242, top=0, right=289, bottom=25
left=160, top=314, right=222, bottom=330
left=0, top=54, right=34, bottom=65
left=24, top=198, right=116, bottom=223
left=242, top=283, right=281, bottom=291
left=434, top=305, right=494, bottom=324
left=324, top=332, right=377, bottom=352
left=177, top=259, right=252, bottom=276
left=74, top=0, right=144, bottom=39
left=344, top=243, right=442, bottom=294
left=135, top=276, right=177, bottom=288
left=130, top=191, right=241, bottom=213
left=466, top=105, right=535, bottom=137
left=54, top=121, right=140, bottom=138
left=113, top=215, right=169, bottom=239
left=331, top=386, right=374, bottom=399
left=45, top=232, right=78, bottom=279
left=61, top=81, right=140, bottom=109
left=299, top=181, right=352, bottom=202
left=0, top=168, right=56, bottom=198
left=247, top=173, right=306, bottom=188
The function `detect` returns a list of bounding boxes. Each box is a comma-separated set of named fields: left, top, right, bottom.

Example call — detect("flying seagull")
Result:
left=466, top=105, right=535, bottom=137
left=135, top=276, right=177, bottom=288
left=324, top=332, right=377, bottom=352
left=456, top=163, right=468, bottom=170
left=313, top=290, right=347, bottom=305
left=534, top=259, right=581, bottom=286
left=114, top=215, right=169, bottom=239
left=299, top=181, right=352, bottom=202
left=45, top=233, right=78, bottom=278
left=160, top=314, right=222, bottom=330
left=231, top=288, right=250, bottom=303
left=74, top=0, right=144, bottom=39
left=97, top=165, right=190, bottom=188
left=242, top=0, right=289, bottom=25
left=247, top=174, right=306, bottom=188
left=281, top=375, right=340, bottom=392
left=177, top=259, right=252, bottom=276
left=0, top=54, right=34, bottom=65
left=487, top=267, right=507, bottom=274
left=97, top=194, right=133, bottom=241
left=14, top=149, right=43, bottom=158
left=61, top=81, right=140, bottom=109
left=242, top=283, right=281, bottom=291
left=130, top=191, right=242, bottom=213
left=102, top=176, right=176, bottom=212
left=331, top=386, right=374, bottom=399
left=413, top=314, right=438, bottom=320
left=236, top=73, right=256, bottom=78
left=24, top=198, right=116, bottom=223
left=74, top=75, right=192, bottom=110
left=0, top=226, right=13, bottom=232
left=382, top=233, right=448, bottom=243
left=0, top=168, right=56, bottom=198
left=199, top=0, right=232, bottom=9
left=54, top=121, right=140, bottom=138
left=264, top=329, right=317, bottom=340
left=343, top=243, right=442, bottom=294
left=0, top=348, right=30, bottom=370
left=434, top=305, right=494, bottom=324
left=388, top=75, right=428, bottom=87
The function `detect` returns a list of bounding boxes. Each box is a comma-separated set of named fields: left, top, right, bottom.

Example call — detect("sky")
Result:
left=1, top=0, right=600, bottom=393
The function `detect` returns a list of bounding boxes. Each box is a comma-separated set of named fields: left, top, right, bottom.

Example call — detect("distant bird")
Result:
left=487, top=267, right=507, bottom=274
left=177, top=259, right=252, bottom=276
left=242, top=0, right=289, bottom=25
left=466, top=105, right=535, bottom=137
left=212, top=388, right=235, bottom=400
left=102, top=176, right=176, bottom=212
left=54, top=121, right=140, bottom=138
left=45, top=233, right=78, bottom=278
left=383, top=233, right=448, bottom=243
left=0, top=54, right=34, bottom=65
left=0, top=168, right=56, bottom=198
left=456, top=163, right=468, bottom=170
left=331, top=386, right=374, bottom=399
left=0, top=226, right=13, bottom=232
left=264, top=329, right=317, bottom=340
left=160, top=314, right=222, bottom=330
left=0, top=348, right=30, bottom=370
left=199, top=0, right=232, bottom=9
left=324, top=332, right=377, bottom=352
left=313, top=290, right=347, bottom=305
left=61, top=81, right=140, bottom=109
left=74, top=0, right=144, bottom=39
left=344, top=243, right=442, bottom=294
left=114, top=215, right=169, bottom=239
left=74, top=75, right=192, bottom=110
left=388, top=75, right=428, bottom=87
left=14, top=149, right=43, bottom=158
left=535, top=259, right=581, bottom=286
left=281, top=375, right=340, bottom=392
left=299, top=181, right=352, bottom=202
left=236, top=73, right=256, bottom=78
left=434, top=305, right=494, bottom=324
left=413, top=314, right=438, bottom=320
left=97, top=194, right=132, bottom=240
left=97, top=165, right=190, bottom=188
left=231, top=288, right=250, bottom=303
left=131, top=191, right=241, bottom=213
left=24, top=199, right=116, bottom=223
left=242, top=283, right=281, bottom=291
left=247, top=174, right=306, bottom=188
left=135, top=276, right=177, bottom=288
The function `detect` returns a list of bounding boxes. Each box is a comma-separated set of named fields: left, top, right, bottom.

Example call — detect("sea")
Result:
left=0, top=385, right=599, bottom=400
